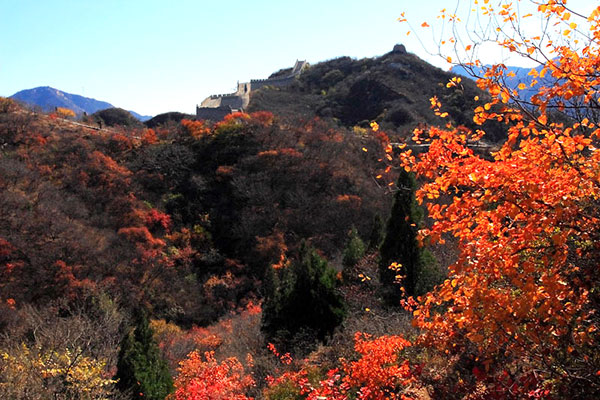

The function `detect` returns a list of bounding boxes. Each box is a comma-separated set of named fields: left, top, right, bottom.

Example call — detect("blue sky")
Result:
left=1, top=1, right=597, bottom=116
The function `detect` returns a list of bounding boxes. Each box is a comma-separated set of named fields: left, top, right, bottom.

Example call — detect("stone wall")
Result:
left=196, top=60, right=308, bottom=120
left=196, top=106, right=236, bottom=121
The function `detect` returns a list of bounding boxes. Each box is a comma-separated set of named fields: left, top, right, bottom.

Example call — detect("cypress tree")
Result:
left=368, top=213, right=385, bottom=251
left=342, top=226, right=366, bottom=269
left=262, top=242, right=346, bottom=348
left=115, top=310, right=173, bottom=400
left=379, top=169, right=426, bottom=303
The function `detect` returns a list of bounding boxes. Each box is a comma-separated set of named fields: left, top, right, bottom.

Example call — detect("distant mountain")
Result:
left=247, top=48, right=507, bottom=142
left=10, top=86, right=152, bottom=121
left=450, top=63, right=546, bottom=103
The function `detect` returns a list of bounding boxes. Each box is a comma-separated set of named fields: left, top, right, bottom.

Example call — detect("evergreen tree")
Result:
left=379, top=169, right=427, bottom=303
left=115, top=310, right=173, bottom=400
left=262, top=242, right=346, bottom=349
left=368, top=213, right=385, bottom=251
left=342, top=226, right=366, bottom=269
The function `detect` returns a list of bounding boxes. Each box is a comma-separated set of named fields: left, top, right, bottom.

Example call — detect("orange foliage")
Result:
left=56, top=107, right=76, bottom=118
left=249, top=111, right=274, bottom=127
left=255, top=231, right=288, bottom=270
left=117, top=226, right=166, bottom=248
left=395, top=1, right=600, bottom=396
left=335, top=194, right=362, bottom=208
left=265, top=333, right=418, bottom=400
left=224, top=112, right=251, bottom=123
left=342, top=333, right=416, bottom=400
left=142, top=128, right=158, bottom=145
left=146, top=208, right=172, bottom=232
left=171, top=351, right=254, bottom=400
left=181, top=119, right=210, bottom=139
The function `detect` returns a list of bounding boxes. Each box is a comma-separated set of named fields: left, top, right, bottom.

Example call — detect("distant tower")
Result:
left=392, top=44, right=407, bottom=54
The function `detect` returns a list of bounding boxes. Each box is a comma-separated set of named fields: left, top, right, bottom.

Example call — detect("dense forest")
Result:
left=1, top=2, right=600, bottom=399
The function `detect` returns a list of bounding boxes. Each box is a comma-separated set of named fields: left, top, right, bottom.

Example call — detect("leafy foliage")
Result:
left=172, top=351, right=254, bottom=400
left=262, top=243, right=346, bottom=350
left=115, top=311, right=173, bottom=399
left=390, top=1, right=600, bottom=397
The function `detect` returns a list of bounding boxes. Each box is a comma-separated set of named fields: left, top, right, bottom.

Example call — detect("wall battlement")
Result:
left=197, top=60, right=308, bottom=121
left=209, top=93, right=239, bottom=99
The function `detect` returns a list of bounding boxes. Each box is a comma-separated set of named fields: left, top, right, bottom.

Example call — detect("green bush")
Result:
left=115, top=310, right=173, bottom=400
left=262, top=242, right=346, bottom=350
left=342, top=226, right=366, bottom=268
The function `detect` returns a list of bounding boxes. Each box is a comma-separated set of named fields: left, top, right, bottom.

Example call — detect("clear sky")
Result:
left=1, top=1, right=597, bottom=116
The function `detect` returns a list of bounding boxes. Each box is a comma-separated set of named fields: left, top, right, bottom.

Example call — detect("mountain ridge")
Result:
left=10, top=86, right=152, bottom=121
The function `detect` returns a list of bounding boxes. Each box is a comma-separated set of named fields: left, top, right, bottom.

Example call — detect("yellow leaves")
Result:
left=446, top=56, right=453, bottom=63
left=421, top=22, right=430, bottom=27
left=538, top=114, right=548, bottom=125
left=1, top=344, right=115, bottom=396
left=446, top=76, right=462, bottom=88
left=465, top=45, right=472, bottom=51
left=518, top=83, right=527, bottom=90
left=362, top=147, right=368, bottom=152
left=370, top=121, right=379, bottom=132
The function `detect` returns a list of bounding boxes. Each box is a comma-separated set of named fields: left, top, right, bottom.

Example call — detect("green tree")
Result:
left=115, top=310, right=173, bottom=400
left=379, top=169, right=428, bottom=303
left=262, top=242, right=345, bottom=349
left=367, top=213, right=385, bottom=251
left=342, top=226, right=366, bottom=269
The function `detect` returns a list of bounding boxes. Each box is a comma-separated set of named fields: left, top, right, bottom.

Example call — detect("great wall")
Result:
left=196, top=60, right=309, bottom=120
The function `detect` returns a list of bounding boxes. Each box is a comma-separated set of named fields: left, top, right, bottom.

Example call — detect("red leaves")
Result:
left=145, top=208, right=172, bottom=233
left=343, top=333, right=416, bottom=400
left=265, top=333, right=418, bottom=400
left=181, top=119, right=210, bottom=139
left=118, top=226, right=166, bottom=248
left=172, top=351, right=254, bottom=400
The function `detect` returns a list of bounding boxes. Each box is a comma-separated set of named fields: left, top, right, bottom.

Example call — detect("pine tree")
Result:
left=115, top=310, right=173, bottom=400
left=262, top=242, right=345, bottom=349
left=342, top=226, right=366, bottom=269
left=379, top=169, right=427, bottom=303
left=367, top=213, right=385, bottom=251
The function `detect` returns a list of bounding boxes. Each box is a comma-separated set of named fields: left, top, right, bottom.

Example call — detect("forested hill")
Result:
left=248, top=49, right=506, bottom=142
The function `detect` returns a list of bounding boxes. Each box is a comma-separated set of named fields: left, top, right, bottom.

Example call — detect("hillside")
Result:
left=10, top=86, right=152, bottom=121
left=248, top=49, right=506, bottom=142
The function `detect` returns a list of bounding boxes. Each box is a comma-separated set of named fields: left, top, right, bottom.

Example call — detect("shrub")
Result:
left=262, top=243, right=345, bottom=350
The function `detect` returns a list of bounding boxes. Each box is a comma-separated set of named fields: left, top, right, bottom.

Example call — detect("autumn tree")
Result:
left=393, top=1, right=600, bottom=397
left=171, top=351, right=254, bottom=400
